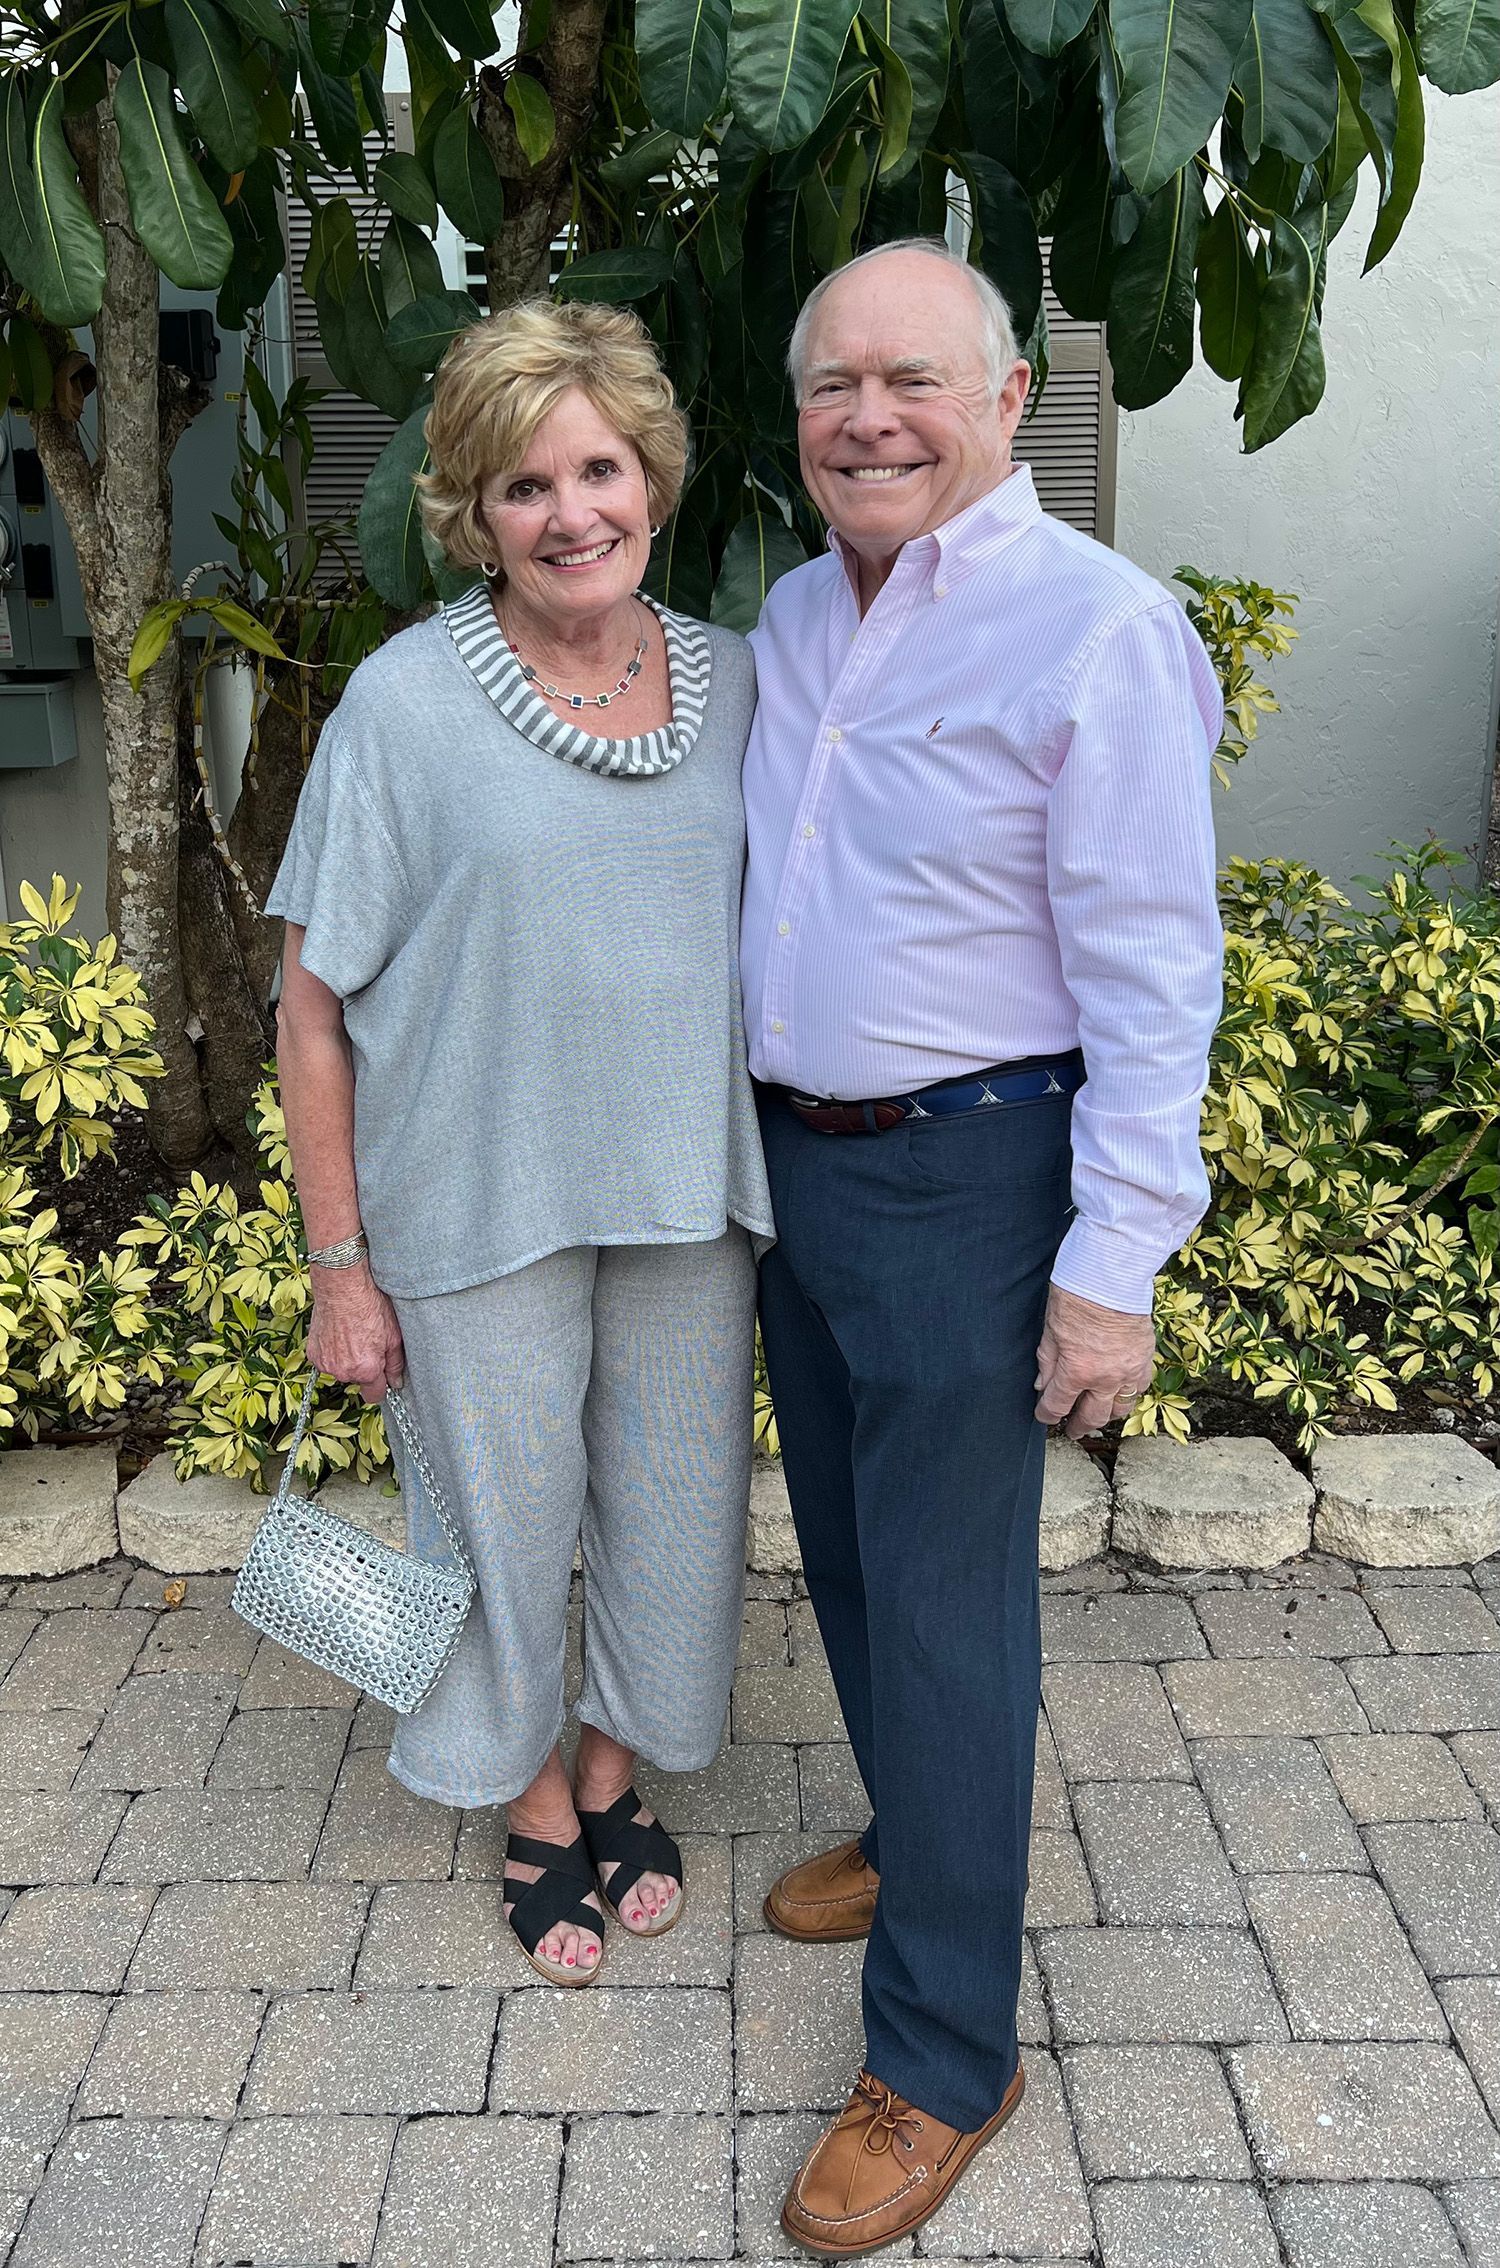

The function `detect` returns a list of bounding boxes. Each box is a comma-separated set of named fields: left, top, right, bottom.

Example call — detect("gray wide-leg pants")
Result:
left=385, top=1229, right=756, bottom=1807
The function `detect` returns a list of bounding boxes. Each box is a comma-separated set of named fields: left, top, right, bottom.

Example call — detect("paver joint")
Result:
left=0, top=1543, right=1496, bottom=2265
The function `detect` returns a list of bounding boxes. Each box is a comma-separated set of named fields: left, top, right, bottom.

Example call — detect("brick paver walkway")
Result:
left=1, top=1549, right=1499, bottom=2264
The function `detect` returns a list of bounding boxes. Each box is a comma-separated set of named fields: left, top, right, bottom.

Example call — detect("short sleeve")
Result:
left=265, top=719, right=412, bottom=999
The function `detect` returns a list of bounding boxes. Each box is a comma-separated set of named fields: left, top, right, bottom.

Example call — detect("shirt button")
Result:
left=802, top=823, right=816, bottom=840
left=934, top=581, right=948, bottom=598
left=827, top=726, right=843, bottom=742
left=771, top=1019, right=785, bottom=1034
left=778, top=921, right=790, bottom=936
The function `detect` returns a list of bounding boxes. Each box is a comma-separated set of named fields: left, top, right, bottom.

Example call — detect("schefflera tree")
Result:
left=349, top=0, right=1499, bottom=620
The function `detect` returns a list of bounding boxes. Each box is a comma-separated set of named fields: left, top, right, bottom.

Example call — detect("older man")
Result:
left=742, top=238, right=1223, bottom=2255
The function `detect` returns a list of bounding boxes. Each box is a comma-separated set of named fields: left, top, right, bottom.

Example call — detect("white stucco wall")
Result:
left=1115, top=86, right=1500, bottom=887
left=0, top=660, right=255, bottom=927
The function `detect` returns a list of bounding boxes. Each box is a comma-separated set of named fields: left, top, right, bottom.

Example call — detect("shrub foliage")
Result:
left=2, top=571, right=1494, bottom=1471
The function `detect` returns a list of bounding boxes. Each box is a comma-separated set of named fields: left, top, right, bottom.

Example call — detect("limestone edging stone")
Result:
left=1311, top=1434, right=1500, bottom=1567
left=0, top=1442, right=120, bottom=1575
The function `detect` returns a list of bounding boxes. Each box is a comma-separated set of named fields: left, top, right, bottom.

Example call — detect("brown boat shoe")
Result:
left=781, top=2064, right=1026, bottom=2259
left=763, top=1838, right=879, bottom=1942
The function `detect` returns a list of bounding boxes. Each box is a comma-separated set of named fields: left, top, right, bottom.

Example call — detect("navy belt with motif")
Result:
left=782, top=1050, right=1085, bottom=1135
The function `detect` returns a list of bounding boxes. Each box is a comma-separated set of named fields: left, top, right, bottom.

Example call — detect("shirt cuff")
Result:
left=1049, top=1217, right=1164, bottom=1317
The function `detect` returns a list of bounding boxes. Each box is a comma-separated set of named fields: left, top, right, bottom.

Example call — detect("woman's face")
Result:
left=478, top=386, right=652, bottom=630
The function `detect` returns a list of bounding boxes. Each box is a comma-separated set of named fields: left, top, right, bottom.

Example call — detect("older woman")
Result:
left=268, top=300, right=773, bottom=1985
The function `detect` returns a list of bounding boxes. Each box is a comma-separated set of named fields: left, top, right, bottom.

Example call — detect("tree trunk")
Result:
left=223, top=662, right=333, bottom=1009
left=176, top=691, right=277, bottom=1160
left=479, top=0, right=609, bottom=309
left=29, top=94, right=212, bottom=1166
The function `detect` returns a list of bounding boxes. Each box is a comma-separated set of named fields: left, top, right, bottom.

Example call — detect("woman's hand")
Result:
left=307, top=1266, right=407, bottom=1403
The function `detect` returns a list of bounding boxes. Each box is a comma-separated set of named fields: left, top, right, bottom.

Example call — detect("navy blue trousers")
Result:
left=756, top=1079, right=1074, bottom=2131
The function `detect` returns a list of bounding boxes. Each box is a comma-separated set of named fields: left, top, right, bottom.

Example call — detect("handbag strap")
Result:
left=277, top=1373, right=475, bottom=1579
left=381, top=1384, right=476, bottom=1577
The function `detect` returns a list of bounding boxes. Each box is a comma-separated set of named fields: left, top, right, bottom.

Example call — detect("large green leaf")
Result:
left=0, top=75, right=45, bottom=299
left=601, top=126, right=684, bottom=205
left=1106, top=160, right=1203, bottom=405
left=113, top=57, right=233, bottom=290
left=1233, top=0, right=1339, bottom=162
left=642, top=505, right=714, bottom=618
left=710, top=507, right=807, bottom=631
left=1416, top=0, right=1500, bottom=90
left=343, top=251, right=419, bottom=418
left=860, top=0, right=950, bottom=156
left=373, top=148, right=438, bottom=227
left=408, top=0, right=498, bottom=62
left=218, top=0, right=292, bottom=52
left=1110, top=0, right=1252, bottom=194
left=292, top=19, right=365, bottom=170
left=504, top=71, right=555, bottom=164
left=1328, top=8, right=1397, bottom=191
left=1364, top=19, right=1424, bottom=268
left=963, top=151, right=1044, bottom=340
left=432, top=105, right=505, bottom=238
left=965, top=0, right=1059, bottom=183
left=301, top=191, right=356, bottom=297
left=636, top=0, right=732, bottom=132
left=165, top=0, right=261, bottom=172
left=358, top=402, right=432, bottom=607
left=308, top=0, right=384, bottom=75
left=6, top=313, right=52, bottom=410
left=28, top=76, right=105, bottom=322
left=1238, top=204, right=1326, bottom=447
left=379, top=211, right=443, bottom=312
left=801, top=128, right=869, bottom=264
left=741, top=180, right=815, bottom=383
left=385, top=286, right=483, bottom=368
left=1003, top=0, right=1097, bottom=57
left=1048, top=141, right=1115, bottom=319
left=727, top=0, right=861, bottom=153
left=1195, top=191, right=1265, bottom=376
left=402, top=8, right=465, bottom=149
left=555, top=245, right=676, bottom=300
left=211, top=145, right=285, bottom=326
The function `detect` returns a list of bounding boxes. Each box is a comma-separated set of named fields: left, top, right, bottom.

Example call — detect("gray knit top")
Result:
left=267, top=594, right=776, bottom=1299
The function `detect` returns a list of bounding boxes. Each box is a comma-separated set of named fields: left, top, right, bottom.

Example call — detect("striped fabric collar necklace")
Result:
left=442, top=582, right=710, bottom=779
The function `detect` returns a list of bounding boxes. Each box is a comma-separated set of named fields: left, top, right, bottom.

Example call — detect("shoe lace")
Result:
left=845, top=2072, right=923, bottom=2210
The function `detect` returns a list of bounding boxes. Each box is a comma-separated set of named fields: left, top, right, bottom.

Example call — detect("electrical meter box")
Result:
left=1, top=285, right=250, bottom=769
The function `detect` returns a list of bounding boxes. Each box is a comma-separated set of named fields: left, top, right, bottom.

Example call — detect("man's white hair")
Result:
left=786, top=237, right=1020, bottom=406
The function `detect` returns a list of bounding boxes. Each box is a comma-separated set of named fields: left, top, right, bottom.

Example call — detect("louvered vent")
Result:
left=1013, top=260, right=1115, bottom=543
left=283, top=197, right=1116, bottom=566
left=283, top=139, right=400, bottom=576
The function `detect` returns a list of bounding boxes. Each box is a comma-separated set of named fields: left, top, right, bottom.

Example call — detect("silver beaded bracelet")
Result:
left=306, top=1231, right=369, bottom=1271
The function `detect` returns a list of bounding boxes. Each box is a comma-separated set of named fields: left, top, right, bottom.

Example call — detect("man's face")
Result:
left=796, top=253, right=1030, bottom=562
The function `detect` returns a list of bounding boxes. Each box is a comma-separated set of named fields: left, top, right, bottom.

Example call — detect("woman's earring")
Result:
left=649, top=525, right=662, bottom=539
left=481, top=560, right=500, bottom=580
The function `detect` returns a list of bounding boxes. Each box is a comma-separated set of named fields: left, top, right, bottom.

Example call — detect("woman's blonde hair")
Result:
left=417, top=298, right=689, bottom=572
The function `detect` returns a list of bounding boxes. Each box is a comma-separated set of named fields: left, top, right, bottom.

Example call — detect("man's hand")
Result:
left=307, top=1265, right=407, bottom=1405
left=1034, top=1283, right=1155, bottom=1438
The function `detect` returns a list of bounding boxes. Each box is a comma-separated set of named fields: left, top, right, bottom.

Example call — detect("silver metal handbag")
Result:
left=231, top=1377, right=476, bottom=1714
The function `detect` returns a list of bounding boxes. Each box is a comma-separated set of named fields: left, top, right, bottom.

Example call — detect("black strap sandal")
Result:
left=575, top=1786, right=685, bottom=1939
left=502, top=1830, right=606, bottom=1985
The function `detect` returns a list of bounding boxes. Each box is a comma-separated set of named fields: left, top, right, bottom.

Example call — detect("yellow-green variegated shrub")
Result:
left=1132, top=846, right=1500, bottom=1448
left=123, top=1084, right=390, bottom=1488
left=0, top=879, right=166, bottom=1436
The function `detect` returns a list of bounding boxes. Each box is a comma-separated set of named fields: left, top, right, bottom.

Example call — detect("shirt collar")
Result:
left=828, top=462, right=1043, bottom=597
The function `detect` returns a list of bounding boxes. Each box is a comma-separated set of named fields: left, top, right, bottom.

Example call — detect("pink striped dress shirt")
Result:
left=740, top=463, right=1225, bottom=1317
